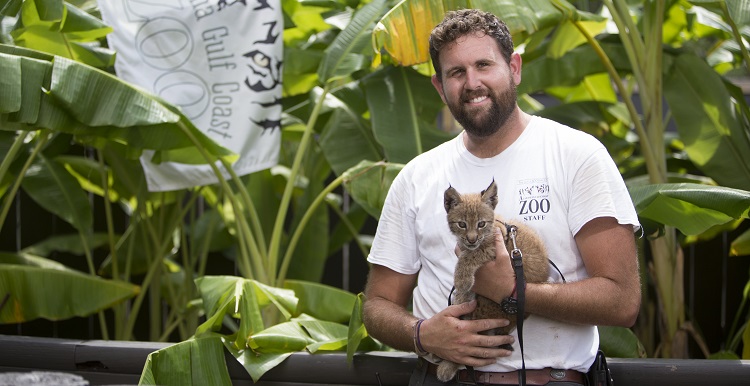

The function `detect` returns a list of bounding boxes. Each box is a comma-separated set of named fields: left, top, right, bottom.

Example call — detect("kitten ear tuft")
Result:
left=444, top=185, right=461, bottom=212
left=481, top=180, right=499, bottom=209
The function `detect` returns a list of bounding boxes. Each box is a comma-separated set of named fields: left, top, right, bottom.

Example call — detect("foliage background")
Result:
left=1, top=0, right=750, bottom=383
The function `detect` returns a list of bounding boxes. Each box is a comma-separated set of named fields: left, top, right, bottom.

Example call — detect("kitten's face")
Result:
left=444, top=181, right=499, bottom=251
left=446, top=199, right=496, bottom=251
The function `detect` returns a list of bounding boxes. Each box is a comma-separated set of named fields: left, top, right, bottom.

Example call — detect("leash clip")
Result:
left=508, top=225, right=523, bottom=264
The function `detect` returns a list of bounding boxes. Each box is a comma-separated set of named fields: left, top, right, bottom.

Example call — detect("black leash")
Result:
left=506, top=224, right=527, bottom=386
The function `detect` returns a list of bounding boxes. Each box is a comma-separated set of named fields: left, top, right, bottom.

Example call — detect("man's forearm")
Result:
left=363, top=297, right=419, bottom=352
left=525, top=277, right=639, bottom=327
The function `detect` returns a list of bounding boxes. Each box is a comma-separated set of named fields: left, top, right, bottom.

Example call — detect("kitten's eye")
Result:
left=458, top=222, right=467, bottom=229
left=477, top=221, right=486, bottom=228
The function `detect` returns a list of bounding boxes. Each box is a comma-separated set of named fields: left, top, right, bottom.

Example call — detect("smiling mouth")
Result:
left=467, top=96, right=488, bottom=104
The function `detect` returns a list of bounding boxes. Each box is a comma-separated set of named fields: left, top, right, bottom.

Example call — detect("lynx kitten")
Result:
left=436, top=180, right=549, bottom=382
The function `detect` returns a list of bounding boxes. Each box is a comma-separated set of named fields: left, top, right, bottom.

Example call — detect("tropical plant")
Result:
left=0, top=0, right=443, bottom=383
left=1, top=0, right=386, bottom=364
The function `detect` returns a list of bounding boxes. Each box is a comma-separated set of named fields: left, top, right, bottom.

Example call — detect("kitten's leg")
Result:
left=453, top=258, right=477, bottom=295
left=436, top=360, right=460, bottom=382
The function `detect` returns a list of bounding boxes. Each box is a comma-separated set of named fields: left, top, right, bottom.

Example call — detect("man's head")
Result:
left=429, top=9, right=514, bottom=82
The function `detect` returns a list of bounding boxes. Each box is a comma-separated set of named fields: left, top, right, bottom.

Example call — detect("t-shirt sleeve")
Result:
left=367, top=170, right=422, bottom=274
left=568, top=146, right=640, bottom=236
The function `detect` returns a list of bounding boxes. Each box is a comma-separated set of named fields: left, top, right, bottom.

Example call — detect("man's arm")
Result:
left=363, top=264, right=514, bottom=365
left=474, top=216, right=640, bottom=327
left=362, top=264, right=419, bottom=352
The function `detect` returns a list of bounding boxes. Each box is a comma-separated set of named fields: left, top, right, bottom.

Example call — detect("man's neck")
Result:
left=462, top=109, right=532, bottom=158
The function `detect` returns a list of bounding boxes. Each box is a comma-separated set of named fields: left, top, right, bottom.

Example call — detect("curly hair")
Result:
left=429, top=9, right=514, bottom=80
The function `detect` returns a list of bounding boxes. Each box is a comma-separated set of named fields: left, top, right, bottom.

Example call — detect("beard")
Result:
left=448, top=78, right=517, bottom=138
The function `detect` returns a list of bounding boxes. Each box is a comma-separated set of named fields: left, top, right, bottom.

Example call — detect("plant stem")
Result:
left=174, top=121, right=265, bottom=282
left=572, top=21, right=660, bottom=179
left=277, top=173, right=345, bottom=285
left=220, top=159, right=268, bottom=257
left=328, top=199, right=370, bottom=260
left=0, top=131, right=30, bottom=194
left=269, top=84, right=331, bottom=283
left=0, top=131, right=48, bottom=234
left=720, top=2, right=750, bottom=74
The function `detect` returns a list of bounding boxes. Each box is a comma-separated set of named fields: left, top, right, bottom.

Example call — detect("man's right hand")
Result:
left=419, top=299, right=514, bottom=367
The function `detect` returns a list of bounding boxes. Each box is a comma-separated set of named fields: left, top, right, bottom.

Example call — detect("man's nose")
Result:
left=464, top=69, right=482, bottom=90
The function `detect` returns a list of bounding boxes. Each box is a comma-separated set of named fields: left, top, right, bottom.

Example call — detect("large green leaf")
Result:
left=0, top=262, right=138, bottom=323
left=318, top=0, right=388, bottom=84
left=21, top=153, right=92, bottom=231
left=318, top=90, right=383, bottom=176
left=664, top=53, right=750, bottom=191
left=20, top=233, right=111, bottom=257
left=347, top=292, right=388, bottom=361
left=342, top=160, right=403, bottom=219
left=0, top=44, right=237, bottom=165
left=195, top=276, right=299, bottom=348
left=629, top=183, right=750, bottom=236
left=139, top=334, right=233, bottom=386
left=520, top=41, right=639, bottom=95
left=10, top=0, right=114, bottom=68
left=283, top=279, right=356, bottom=324
left=224, top=334, right=294, bottom=383
left=226, top=314, right=355, bottom=382
left=731, top=229, right=750, bottom=256
left=362, top=65, right=452, bottom=164
left=599, top=326, right=646, bottom=358
left=373, top=0, right=591, bottom=66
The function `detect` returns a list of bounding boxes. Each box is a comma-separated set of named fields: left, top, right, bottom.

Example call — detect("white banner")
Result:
left=98, top=0, right=282, bottom=191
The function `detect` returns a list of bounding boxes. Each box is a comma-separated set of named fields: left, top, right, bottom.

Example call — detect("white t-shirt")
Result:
left=367, top=116, right=639, bottom=372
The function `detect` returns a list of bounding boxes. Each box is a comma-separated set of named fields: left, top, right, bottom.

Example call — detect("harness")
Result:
left=448, top=221, right=566, bottom=386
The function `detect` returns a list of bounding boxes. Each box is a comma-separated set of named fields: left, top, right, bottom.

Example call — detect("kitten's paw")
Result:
left=436, top=361, right=460, bottom=382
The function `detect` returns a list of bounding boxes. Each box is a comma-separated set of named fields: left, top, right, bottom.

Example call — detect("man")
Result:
left=362, top=9, right=641, bottom=386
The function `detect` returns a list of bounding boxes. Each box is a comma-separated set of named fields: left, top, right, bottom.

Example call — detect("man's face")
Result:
left=431, top=33, right=521, bottom=138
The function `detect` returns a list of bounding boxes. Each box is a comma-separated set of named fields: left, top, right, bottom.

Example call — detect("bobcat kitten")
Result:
left=436, top=180, right=550, bottom=382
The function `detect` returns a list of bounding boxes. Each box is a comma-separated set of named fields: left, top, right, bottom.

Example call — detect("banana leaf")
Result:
left=731, top=229, right=750, bottom=256
left=0, top=257, right=139, bottom=323
left=664, top=53, right=750, bottom=191
left=0, top=44, right=237, bottom=166
left=318, top=90, right=383, bottom=176
left=21, top=153, right=92, bottom=232
left=362, top=65, right=453, bottom=164
left=629, top=183, right=750, bottom=236
left=283, top=279, right=357, bottom=323
left=317, top=0, right=388, bottom=84
left=139, top=334, right=233, bottom=386
left=9, top=0, right=115, bottom=68
left=342, top=160, right=404, bottom=219
left=194, top=276, right=298, bottom=349
left=598, top=326, right=646, bottom=358
left=20, top=233, right=111, bottom=257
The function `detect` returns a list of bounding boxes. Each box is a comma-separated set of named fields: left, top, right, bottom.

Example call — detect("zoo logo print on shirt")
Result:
left=516, top=178, right=550, bottom=222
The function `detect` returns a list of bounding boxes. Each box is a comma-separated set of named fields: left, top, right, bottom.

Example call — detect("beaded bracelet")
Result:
left=412, top=319, right=429, bottom=356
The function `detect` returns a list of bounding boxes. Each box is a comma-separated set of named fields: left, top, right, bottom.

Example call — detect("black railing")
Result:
left=1, top=335, right=749, bottom=386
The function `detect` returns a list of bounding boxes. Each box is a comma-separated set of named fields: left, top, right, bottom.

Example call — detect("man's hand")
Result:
left=471, top=230, right=516, bottom=303
left=419, top=300, right=514, bottom=367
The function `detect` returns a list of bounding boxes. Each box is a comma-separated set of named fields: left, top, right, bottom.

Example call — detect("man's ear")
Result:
left=510, top=52, right=522, bottom=86
left=431, top=74, right=447, bottom=104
